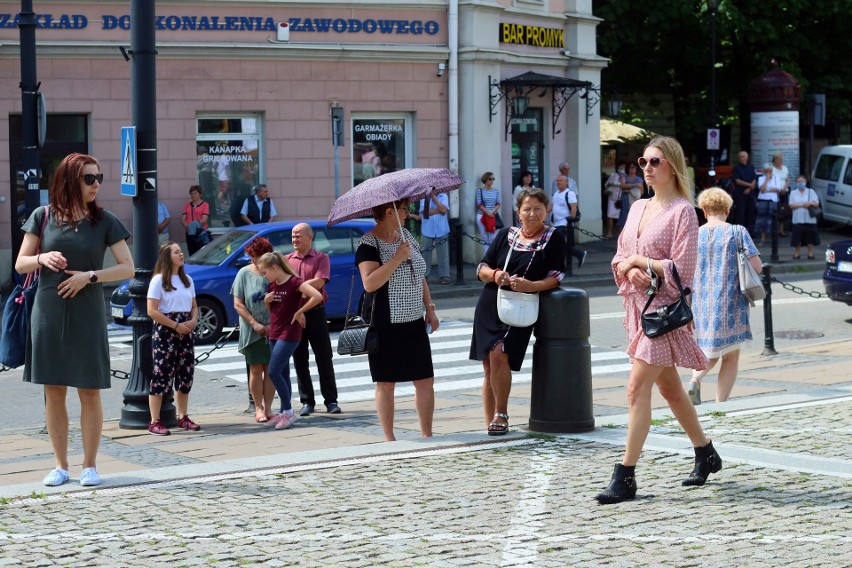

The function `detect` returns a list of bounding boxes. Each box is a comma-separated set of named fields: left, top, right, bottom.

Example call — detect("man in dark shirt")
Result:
left=731, top=150, right=757, bottom=233
left=239, top=184, right=278, bottom=226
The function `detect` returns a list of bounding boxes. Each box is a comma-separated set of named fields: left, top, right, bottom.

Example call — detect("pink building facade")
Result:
left=0, top=1, right=604, bottom=285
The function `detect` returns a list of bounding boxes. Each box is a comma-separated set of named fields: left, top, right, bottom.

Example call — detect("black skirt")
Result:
left=368, top=318, right=434, bottom=382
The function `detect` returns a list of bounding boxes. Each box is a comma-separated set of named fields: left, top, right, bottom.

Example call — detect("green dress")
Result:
left=22, top=206, right=130, bottom=389
left=230, top=265, right=271, bottom=354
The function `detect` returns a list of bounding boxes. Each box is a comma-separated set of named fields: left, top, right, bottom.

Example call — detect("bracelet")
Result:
left=37, top=254, right=42, bottom=267
left=174, top=321, right=180, bottom=330
left=646, top=257, right=653, bottom=276
left=493, top=270, right=500, bottom=283
left=424, top=303, right=436, bottom=310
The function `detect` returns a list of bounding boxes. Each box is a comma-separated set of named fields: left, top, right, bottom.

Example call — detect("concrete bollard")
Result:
left=529, top=287, right=595, bottom=433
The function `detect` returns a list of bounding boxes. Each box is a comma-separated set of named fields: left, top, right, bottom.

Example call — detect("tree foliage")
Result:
left=595, top=0, right=852, bottom=145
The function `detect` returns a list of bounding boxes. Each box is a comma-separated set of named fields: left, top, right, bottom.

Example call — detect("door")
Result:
left=8, top=114, right=89, bottom=265
left=510, top=108, right=545, bottom=190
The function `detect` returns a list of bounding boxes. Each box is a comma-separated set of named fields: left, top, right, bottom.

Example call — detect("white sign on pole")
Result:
left=120, top=126, right=137, bottom=196
left=706, top=128, right=720, bottom=150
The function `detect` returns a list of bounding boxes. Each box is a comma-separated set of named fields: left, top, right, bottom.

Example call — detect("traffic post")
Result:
left=120, top=0, right=173, bottom=429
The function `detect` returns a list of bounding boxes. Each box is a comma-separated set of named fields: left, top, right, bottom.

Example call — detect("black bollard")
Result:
left=770, top=207, right=780, bottom=263
left=529, top=287, right=594, bottom=433
left=761, top=264, right=777, bottom=355
left=452, top=219, right=466, bottom=285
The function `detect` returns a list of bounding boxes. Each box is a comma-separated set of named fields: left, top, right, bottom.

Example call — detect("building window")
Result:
left=195, top=114, right=263, bottom=227
left=351, top=114, right=414, bottom=187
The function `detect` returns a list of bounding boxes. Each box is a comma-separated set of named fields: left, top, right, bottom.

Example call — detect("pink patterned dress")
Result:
left=611, top=198, right=708, bottom=370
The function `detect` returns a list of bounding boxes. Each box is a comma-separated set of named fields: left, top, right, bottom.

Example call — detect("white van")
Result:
left=812, top=145, right=852, bottom=226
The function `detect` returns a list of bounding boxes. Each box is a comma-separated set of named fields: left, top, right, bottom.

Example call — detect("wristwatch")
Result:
left=89, top=271, right=98, bottom=283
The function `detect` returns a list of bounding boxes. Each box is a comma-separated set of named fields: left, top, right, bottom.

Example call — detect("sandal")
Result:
left=487, top=413, right=509, bottom=436
left=255, top=414, right=269, bottom=423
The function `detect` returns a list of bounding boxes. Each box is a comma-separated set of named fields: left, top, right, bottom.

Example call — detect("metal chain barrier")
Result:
left=769, top=276, right=829, bottom=299
left=575, top=225, right=617, bottom=243
left=109, top=326, right=239, bottom=380
left=462, top=231, right=488, bottom=246
left=194, top=326, right=239, bottom=365
left=418, top=235, right=450, bottom=255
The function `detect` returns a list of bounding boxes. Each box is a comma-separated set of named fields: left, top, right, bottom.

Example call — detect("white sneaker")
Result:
left=79, top=467, right=102, bottom=487
left=43, top=468, right=70, bottom=487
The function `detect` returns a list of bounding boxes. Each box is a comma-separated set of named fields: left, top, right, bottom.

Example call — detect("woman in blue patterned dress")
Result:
left=688, top=188, right=762, bottom=404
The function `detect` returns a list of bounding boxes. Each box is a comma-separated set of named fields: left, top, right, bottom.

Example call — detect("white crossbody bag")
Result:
left=496, top=234, right=540, bottom=327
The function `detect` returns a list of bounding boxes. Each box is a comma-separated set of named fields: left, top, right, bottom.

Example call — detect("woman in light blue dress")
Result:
left=688, top=188, right=762, bottom=404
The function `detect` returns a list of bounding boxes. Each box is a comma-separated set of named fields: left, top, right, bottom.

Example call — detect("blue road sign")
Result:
left=120, top=126, right=137, bottom=196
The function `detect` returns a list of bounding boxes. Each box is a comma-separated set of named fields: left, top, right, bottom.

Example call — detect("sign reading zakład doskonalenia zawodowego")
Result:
left=499, top=22, right=564, bottom=48
left=0, top=12, right=440, bottom=35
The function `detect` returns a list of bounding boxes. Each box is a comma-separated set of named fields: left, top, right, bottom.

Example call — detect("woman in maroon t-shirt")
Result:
left=258, top=251, right=322, bottom=430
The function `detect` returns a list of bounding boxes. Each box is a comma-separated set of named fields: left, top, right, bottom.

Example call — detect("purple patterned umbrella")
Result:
left=328, top=168, right=464, bottom=226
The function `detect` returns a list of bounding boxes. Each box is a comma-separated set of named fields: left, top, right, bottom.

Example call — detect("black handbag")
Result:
left=337, top=269, right=378, bottom=356
left=640, top=263, right=693, bottom=338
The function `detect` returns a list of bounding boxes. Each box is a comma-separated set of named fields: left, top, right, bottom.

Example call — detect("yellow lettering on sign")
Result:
left=500, top=22, right=564, bottom=47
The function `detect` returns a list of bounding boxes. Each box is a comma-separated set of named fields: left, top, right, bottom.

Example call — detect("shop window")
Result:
left=196, top=115, right=263, bottom=228
left=351, top=114, right=414, bottom=188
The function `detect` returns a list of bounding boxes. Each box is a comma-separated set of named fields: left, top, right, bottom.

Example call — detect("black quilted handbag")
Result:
left=640, top=263, right=693, bottom=338
left=337, top=270, right=378, bottom=356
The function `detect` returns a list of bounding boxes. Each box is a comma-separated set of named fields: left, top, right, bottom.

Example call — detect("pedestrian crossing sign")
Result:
left=120, top=126, right=137, bottom=196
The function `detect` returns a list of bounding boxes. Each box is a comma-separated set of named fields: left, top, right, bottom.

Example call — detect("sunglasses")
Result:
left=638, top=157, right=667, bottom=169
left=487, top=177, right=495, bottom=181
left=82, top=173, right=104, bottom=185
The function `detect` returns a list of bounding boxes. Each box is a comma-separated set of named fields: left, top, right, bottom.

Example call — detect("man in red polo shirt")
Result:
left=286, top=223, right=341, bottom=416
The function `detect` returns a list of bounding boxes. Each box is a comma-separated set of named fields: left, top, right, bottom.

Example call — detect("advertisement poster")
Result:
left=750, top=111, right=800, bottom=176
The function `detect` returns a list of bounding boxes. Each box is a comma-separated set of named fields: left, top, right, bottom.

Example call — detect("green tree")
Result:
left=595, top=0, right=852, bottom=148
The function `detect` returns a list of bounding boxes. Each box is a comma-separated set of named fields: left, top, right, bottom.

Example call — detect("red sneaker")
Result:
left=177, top=415, right=201, bottom=431
left=148, top=419, right=171, bottom=436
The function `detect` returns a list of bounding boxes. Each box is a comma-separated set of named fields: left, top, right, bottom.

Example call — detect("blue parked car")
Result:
left=824, top=238, right=852, bottom=306
left=110, top=219, right=375, bottom=344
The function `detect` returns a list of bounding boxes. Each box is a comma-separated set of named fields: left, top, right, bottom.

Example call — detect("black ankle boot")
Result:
left=682, top=441, right=722, bottom=486
left=596, top=463, right=637, bottom=504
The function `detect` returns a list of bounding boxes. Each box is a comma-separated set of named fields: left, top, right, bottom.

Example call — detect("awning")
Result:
left=600, top=118, right=657, bottom=146
left=488, top=71, right=594, bottom=139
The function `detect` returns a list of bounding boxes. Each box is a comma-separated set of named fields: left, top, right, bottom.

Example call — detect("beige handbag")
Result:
left=735, top=226, right=765, bottom=307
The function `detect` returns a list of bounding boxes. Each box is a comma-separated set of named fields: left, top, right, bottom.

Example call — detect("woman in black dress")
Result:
left=356, top=199, right=440, bottom=441
left=469, top=188, right=565, bottom=435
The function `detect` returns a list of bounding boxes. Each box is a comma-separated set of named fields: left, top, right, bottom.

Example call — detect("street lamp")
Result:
left=707, top=0, right=719, bottom=178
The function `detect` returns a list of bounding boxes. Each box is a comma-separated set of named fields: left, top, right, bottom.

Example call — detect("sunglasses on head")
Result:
left=638, top=157, right=666, bottom=169
left=82, top=173, right=104, bottom=185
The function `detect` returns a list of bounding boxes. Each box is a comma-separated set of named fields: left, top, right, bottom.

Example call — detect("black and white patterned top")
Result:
left=355, top=229, right=427, bottom=324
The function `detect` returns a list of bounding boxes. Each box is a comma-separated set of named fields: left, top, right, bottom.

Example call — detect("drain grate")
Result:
left=773, top=330, right=825, bottom=340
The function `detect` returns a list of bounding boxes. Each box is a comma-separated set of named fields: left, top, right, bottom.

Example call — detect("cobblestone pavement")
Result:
left=1, top=403, right=850, bottom=567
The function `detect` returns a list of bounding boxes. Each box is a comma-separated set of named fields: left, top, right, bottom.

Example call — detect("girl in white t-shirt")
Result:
left=146, top=242, right=200, bottom=436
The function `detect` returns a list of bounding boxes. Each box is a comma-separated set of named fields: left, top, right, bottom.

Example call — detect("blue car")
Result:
left=110, top=219, right=375, bottom=344
left=824, top=239, right=852, bottom=306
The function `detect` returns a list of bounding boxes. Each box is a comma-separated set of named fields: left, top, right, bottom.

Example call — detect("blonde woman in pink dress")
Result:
left=596, top=136, right=721, bottom=505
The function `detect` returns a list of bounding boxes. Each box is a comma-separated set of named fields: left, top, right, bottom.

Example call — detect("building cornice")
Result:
left=0, top=40, right=450, bottom=61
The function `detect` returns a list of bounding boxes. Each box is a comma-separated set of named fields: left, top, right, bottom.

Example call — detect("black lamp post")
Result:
left=707, top=0, right=719, bottom=178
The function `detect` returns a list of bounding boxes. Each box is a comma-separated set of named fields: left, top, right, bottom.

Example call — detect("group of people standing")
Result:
left=18, top=144, right=771, bottom=507
left=731, top=150, right=820, bottom=257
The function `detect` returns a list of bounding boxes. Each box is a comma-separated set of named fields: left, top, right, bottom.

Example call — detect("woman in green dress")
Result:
left=231, top=237, right=276, bottom=422
left=15, top=153, right=134, bottom=488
